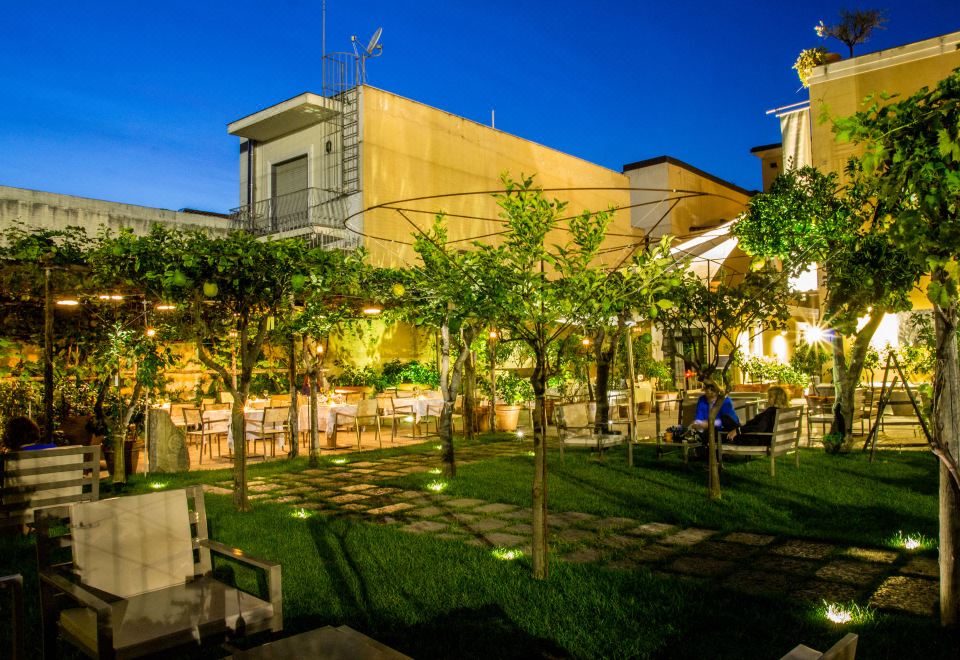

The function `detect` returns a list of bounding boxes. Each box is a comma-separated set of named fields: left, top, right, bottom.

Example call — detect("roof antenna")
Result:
left=351, top=27, right=383, bottom=84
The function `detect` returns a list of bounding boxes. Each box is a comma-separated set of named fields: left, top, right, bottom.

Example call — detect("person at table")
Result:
left=726, top=385, right=789, bottom=446
left=1, top=416, right=56, bottom=451
left=690, top=381, right=739, bottom=443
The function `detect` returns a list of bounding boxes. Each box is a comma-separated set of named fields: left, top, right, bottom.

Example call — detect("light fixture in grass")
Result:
left=149, top=481, right=168, bottom=490
left=891, top=530, right=935, bottom=551
left=429, top=468, right=442, bottom=475
left=291, top=508, right=313, bottom=520
left=516, top=431, right=524, bottom=439
left=526, top=451, right=535, bottom=457
left=426, top=480, right=448, bottom=493
left=491, top=547, right=523, bottom=561
left=331, top=457, right=348, bottom=465
left=816, top=600, right=874, bottom=625
left=434, top=444, right=443, bottom=451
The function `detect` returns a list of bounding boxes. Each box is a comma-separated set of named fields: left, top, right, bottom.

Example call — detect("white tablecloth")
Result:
left=296, top=402, right=357, bottom=437
left=207, top=409, right=287, bottom=452
left=404, top=397, right=445, bottom=422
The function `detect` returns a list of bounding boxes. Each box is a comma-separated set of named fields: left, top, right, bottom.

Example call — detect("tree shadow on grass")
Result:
left=381, top=604, right=569, bottom=660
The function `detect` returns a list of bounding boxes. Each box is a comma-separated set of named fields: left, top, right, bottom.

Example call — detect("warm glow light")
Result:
left=145, top=328, right=157, bottom=337
left=771, top=335, right=788, bottom=364
left=98, top=294, right=124, bottom=301
left=492, top=547, right=523, bottom=561
left=228, top=331, right=238, bottom=338
left=516, top=430, right=524, bottom=439
left=363, top=307, right=382, bottom=315
left=317, top=344, right=324, bottom=353
left=904, top=538, right=920, bottom=550
left=824, top=603, right=853, bottom=624
left=149, top=481, right=168, bottom=490
left=156, top=304, right=175, bottom=311
left=526, top=451, right=535, bottom=457
left=581, top=338, right=591, bottom=346
left=858, top=313, right=900, bottom=350
left=489, top=330, right=498, bottom=339
left=56, top=299, right=79, bottom=306
left=801, top=323, right=827, bottom=346
left=331, top=457, right=348, bottom=465
left=292, top=508, right=312, bottom=519
left=789, top=263, right=819, bottom=293
left=429, top=468, right=442, bottom=475
left=426, top=480, right=448, bottom=492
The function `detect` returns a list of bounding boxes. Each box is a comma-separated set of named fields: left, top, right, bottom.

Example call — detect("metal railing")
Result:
left=230, top=188, right=360, bottom=249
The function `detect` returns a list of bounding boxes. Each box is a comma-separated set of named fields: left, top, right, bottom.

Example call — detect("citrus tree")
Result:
left=656, top=265, right=791, bottom=500
left=735, top=166, right=918, bottom=449
left=97, top=226, right=310, bottom=510
left=835, top=68, right=960, bottom=626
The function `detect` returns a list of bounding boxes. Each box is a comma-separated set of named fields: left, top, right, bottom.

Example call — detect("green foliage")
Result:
left=790, top=343, right=831, bottom=379
left=821, top=432, right=845, bottom=454
left=737, top=355, right=807, bottom=387
left=327, top=359, right=383, bottom=389
left=633, top=332, right=674, bottom=386
left=0, top=379, right=41, bottom=431
left=380, top=360, right=441, bottom=389
left=792, top=46, right=830, bottom=87
left=486, top=371, right=534, bottom=405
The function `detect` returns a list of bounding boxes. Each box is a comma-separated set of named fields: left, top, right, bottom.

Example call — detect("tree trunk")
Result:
left=706, top=394, right=722, bottom=500
left=43, top=267, right=54, bottom=444
left=592, top=328, right=621, bottom=434
left=464, top=344, right=477, bottom=440
left=933, top=290, right=960, bottom=627
left=530, top=342, right=549, bottom=580
left=489, top=337, right=497, bottom=432
left=830, top=312, right=883, bottom=444
left=287, top=335, right=299, bottom=459
left=308, top=374, right=320, bottom=467
left=231, top=389, right=250, bottom=511
left=438, top=318, right=456, bottom=477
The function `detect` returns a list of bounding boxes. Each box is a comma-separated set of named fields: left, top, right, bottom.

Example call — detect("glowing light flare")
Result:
left=491, top=547, right=523, bottom=561
left=331, top=457, right=348, bottom=465
left=292, top=508, right=312, bottom=519
left=145, top=328, right=157, bottom=337
left=581, top=338, right=591, bottom=346
left=824, top=603, right=853, bottom=624
left=426, top=480, right=448, bottom=492
left=429, top=468, right=442, bottom=475
left=363, top=307, right=382, bottom=315
left=56, top=299, right=79, bottom=306
left=149, top=481, right=168, bottom=490
left=156, top=304, right=176, bottom=311
left=800, top=323, right=827, bottom=346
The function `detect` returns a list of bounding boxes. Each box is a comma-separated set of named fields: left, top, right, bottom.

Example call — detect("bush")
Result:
left=821, top=432, right=845, bottom=454
left=380, top=360, right=440, bottom=389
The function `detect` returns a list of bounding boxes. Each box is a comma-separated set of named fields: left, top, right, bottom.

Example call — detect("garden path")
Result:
left=202, top=441, right=939, bottom=620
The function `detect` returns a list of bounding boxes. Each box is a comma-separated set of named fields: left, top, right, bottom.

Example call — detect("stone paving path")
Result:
left=204, top=441, right=939, bottom=618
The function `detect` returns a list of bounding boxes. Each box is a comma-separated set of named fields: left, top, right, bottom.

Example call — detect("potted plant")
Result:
left=494, top=372, right=533, bottom=432
left=793, top=46, right=838, bottom=88
left=821, top=432, right=846, bottom=454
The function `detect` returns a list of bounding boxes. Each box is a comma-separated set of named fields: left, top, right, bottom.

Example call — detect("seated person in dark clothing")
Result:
left=691, top=381, right=740, bottom=444
left=1, top=416, right=56, bottom=451
left=726, top=385, right=790, bottom=446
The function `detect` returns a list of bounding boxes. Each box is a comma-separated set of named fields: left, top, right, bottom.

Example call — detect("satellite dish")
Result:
left=365, top=27, right=382, bottom=55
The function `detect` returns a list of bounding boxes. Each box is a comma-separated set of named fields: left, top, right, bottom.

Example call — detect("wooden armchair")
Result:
left=1, top=445, right=100, bottom=530
left=780, top=633, right=858, bottom=660
left=334, top=399, right=381, bottom=449
left=377, top=396, right=415, bottom=441
left=721, top=406, right=804, bottom=477
left=36, top=486, right=282, bottom=659
left=253, top=406, right=290, bottom=457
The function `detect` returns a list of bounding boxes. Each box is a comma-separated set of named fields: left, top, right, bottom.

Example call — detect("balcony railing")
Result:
left=230, top=188, right=359, bottom=249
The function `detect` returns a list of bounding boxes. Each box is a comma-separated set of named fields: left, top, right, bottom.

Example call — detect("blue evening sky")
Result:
left=1, top=1, right=957, bottom=213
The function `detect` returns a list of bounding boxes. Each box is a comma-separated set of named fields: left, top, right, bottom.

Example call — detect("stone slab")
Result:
left=484, top=532, right=527, bottom=547
left=473, top=503, right=518, bottom=514
left=900, top=556, right=939, bottom=578
left=556, top=528, right=594, bottom=543
left=469, top=518, right=510, bottom=532
left=329, top=493, right=370, bottom=503
left=402, top=520, right=448, bottom=533
left=792, top=579, right=861, bottom=604
left=723, top=532, right=776, bottom=546
left=560, top=548, right=602, bottom=563
left=446, top=498, right=486, bottom=509
left=815, top=560, right=886, bottom=586
left=771, top=540, right=836, bottom=560
left=366, top=503, right=414, bottom=515
left=843, top=547, right=900, bottom=564
left=661, top=528, right=716, bottom=546
left=869, top=576, right=939, bottom=615
left=630, top=522, right=678, bottom=537
left=409, top=506, right=445, bottom=517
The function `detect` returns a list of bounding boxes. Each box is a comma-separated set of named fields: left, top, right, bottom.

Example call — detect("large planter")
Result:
left=473, top=406, right=491, bottom=432
left=495, top=404, right=521, bottom=432
left=104, top=439, right=144, bottom=478
left=888, top=391, right=915, bottom=416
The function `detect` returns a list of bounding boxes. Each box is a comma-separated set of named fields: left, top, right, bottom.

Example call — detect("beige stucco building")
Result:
left=227, top=86, right=750, bottom=270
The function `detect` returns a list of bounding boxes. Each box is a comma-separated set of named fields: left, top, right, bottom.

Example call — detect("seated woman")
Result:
left=690, top=381, right=740, bottom=444
left=726, top=385, right=790, bottom=446
left=1, top=416, right=56, bottom=451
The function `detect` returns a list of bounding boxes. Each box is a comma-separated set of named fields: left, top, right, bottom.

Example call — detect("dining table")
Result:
left=296, top=401, right=358, bottom=448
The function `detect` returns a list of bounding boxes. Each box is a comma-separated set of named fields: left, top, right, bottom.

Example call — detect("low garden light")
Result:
left=434, top=444, right=443, bottom=451
left=817, top=600, right=873, bottom=626
left=516, top=430, right=524, bottom=439
left=149, top=481, right=168, bottom=490
left=426, top=480, right=448, bottom=493
left=824, top=603, right=852, bottom=624
left=291, top=508, right=312, bottom=520
left=429, top=468, right=442, bottom=475
left=892, top=530, right=934, bottom=551
left=331, top=457, right=348, bottom=465
left=526, top=450, right=535, bottom=457
left=56, top=298, right=79, bottom=306
left=491, top=547, right=523, bottom=561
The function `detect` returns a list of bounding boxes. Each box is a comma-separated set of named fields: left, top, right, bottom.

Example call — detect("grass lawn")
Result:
left=2, top=437, right=957, bottom=658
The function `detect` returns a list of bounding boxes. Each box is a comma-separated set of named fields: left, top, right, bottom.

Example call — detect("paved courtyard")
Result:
left=202, top=439, right=939, bottom=619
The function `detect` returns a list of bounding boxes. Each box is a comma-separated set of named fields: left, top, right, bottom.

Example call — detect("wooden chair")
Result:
left=253, top=406, right=289, bottom=457
left=805, top=395, right=834, bottom=445
left=377, top=395, right=415, bottom=441
left=425, top=395, right=465, bottom=435
left=0, top=445, right=100, bottom=530
left=721, top=406, right=804, bottom=477
left=334, top=399, right=381, bottom=449
left=182, top=408, right=227, bottom=464
left=556, top=403, right=623, bottom=454
left=1, top=574, right=24, bottom=660
left=780, top=633, right=858, bottom=660
left=36, top=486, right=282, bottom=659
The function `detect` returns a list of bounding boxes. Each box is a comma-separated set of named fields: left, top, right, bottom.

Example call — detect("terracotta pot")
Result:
left=474, top=406, right=491, bottom=432
left=495, top=404, right=521, bottom=432
left=637, top=401, right=652, bottom=415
